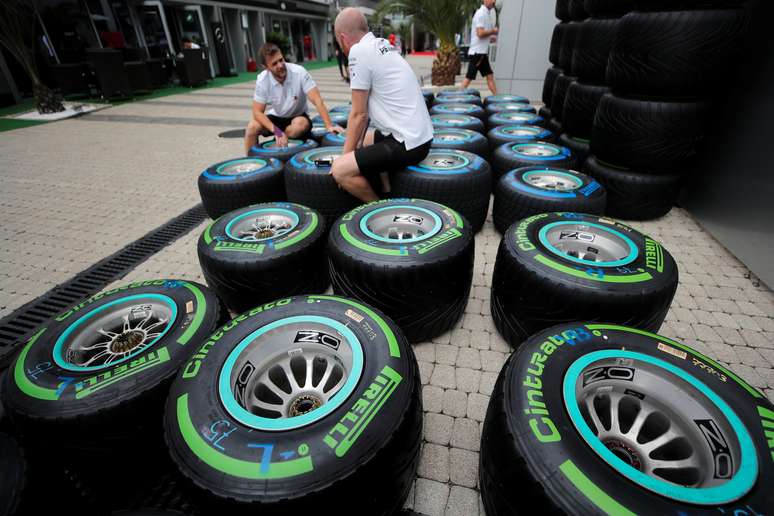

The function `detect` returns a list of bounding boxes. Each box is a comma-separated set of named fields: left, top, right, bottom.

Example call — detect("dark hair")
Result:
left=259, top=42, right=282, bottom=65
left=182, top=37, right=191, bottom=44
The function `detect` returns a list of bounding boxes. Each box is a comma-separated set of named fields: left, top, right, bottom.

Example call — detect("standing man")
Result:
left=330, top=8, right=433, bottom=203
left=243, top=43, right=342, bottom=155
left=461, top=0, right=498, bottom=95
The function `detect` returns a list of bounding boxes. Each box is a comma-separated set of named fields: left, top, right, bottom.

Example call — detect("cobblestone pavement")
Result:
left=4, top=56, right=774, bottom=515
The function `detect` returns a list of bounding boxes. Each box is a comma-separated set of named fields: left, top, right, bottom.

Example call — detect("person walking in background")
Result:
left=461, top=0, right=498, bottom=95
left=334, top=38, right=349, bottom=83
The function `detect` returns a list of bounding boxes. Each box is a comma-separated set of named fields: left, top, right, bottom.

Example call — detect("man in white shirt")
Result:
left=462, top=0, right=499, bottom=95
left=243, top=43, right=342, bottom=155
left=331, top=8, right=433, bottom=202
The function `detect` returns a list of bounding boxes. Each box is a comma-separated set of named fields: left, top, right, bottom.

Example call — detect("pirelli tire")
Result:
left=430, top=102, right=487, bottom=121
left=549, top=24, right=566, bottom=66
left=542, top=66, right=563, bottom=106
left=607, top=9, right=749, bottom=97
left=198, top=157, right=286, bottom=220
left=328, top=199, right=474, bottom=343
left=487, top=112, right=545, bottom=131
left=163, top=295, right=422, bottom=516
left=538, top=106, right=552, bottom=122
left=558, top=22, right=582, bottom=74
left=548, top=117, right=563, bottom=136
left=483, top=94, right=530, bottom=107
left=1, top=281, right=224, bottom=506
left=433, top=94, right=483, bottom=107
left=487, top=125, right=556, bottom=153
left=248, top=139, right=318, bottom=162
left=285, top=147, right=362, bottom=229
left=485, top=102, right=537, bottom=118
left=431, top=113, right=485, bottom=134
left=572, top=18, right=619, bottom=83
left=492, top=167, right=606, bottom=234
left=583, top=0, right=634, bottom=15
left=591, top=94, right=708, bottom=173
left=568, top=0, right=588, bottom=20
left=0, top=432, right=26, bottom=516
left=437, top=88, right=481, bottom=98
left=633, top=0, right=747, bottom=8
left=563, top=81, right=610, bottom=139
left=558, top=133, right=591, bottom=164
left=491, top=212, right=678, bottom=346
left=556, top=0, right=571, bottom=21
left=197, top=203, right=329, bottom=314
left=421, top=89, right=435, bottom=109
left=390, top=149, right=492, bottom=233
left=430, top=128, right=489, bottom=159
left=480, top=323, right=774, bottom=515
left=320, top=132, right=348, bottom=147
left=551, top=74, right=578, bottom=123
left=312, top=112, right=348, bottom=128
left=492, top=142, right=577, bottom=182
left=584, top=155, right=684, bottom=220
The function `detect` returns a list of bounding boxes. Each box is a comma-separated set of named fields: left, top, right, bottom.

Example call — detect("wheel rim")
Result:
left=302, top=148, right=342, bottom=165
left=219, top=316, right=364, bottom=431
left=501, top=126, right=542, bottom=137
left=225, top=208, right=300, bottom=242
left=563, top=349, right=758, bottom=505
left=433, top=129, right=473, bottom=142
left=522, top=170, right=582, bottom=191
left=418, top=151, right=471, bottom=171
left=53, top=294, right=176, bottom=371
left=217, top=158, right=269, bottom=176
left=538, top=220, right=638, bottom=267
left=438, top=104, right=476, bottom=113
left=498, top=113, right=536, bottom=124
left=433, top=115, right=472, bottom=125
left=438, top=95, right=476, bottom=103
left=360, top=205, right=443, bottom=244
left=262, top=139, right=303, bottom=149
left=492, top=103, right=530, bottom=112
left=512, top=143, right=562, bottom=157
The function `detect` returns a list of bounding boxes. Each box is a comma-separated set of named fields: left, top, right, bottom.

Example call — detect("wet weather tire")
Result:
left=430, top=128, right=489, bottom=159
left=483, top=95, right=530, bottom=107
left=328, top=199, right=474, bottom=342
left=583, top=0, right=634, bottom=15
left=197, top=203, right=329, bottom=314
left=248, top=139, right=318, bottom=162
left=433, top=94, right=483, bottom=107
left=562, top=81, right=610, bottom=139
left=584, top=155, right=684, bottom=220
left=430, top=103, right=487, bottom=121
left=551, top=74, right=577, bottom=122
left=542, top=67, right=563, bottom=106
left=285, top=147, right=362, bottom=229
left=431, top=114, right=485, bottom=134
left=199, top=157, right=286, bottom=220
left=572, top=18, right=619, bottom=83
left=480, top=323, right=774, bottom=515
left=390, top=150, right=492, bottom=233
left=492, top=142, right=577, bottom=182
left=485, top=102, right=536, bottom=118
left=493, top=167, right=605, bottom=233
left=491, top=212, right=677, bottom=345
left=488, top=112, right=545, bottom=131
left=549, top=25, right=566, bottom=66
left=487, top=125, right=556, bottom=153
left=320, top=132, right=348, bottom=147
left=558, top=133, right=591, bottom=164
left=164, top=295, right=422, bottom=516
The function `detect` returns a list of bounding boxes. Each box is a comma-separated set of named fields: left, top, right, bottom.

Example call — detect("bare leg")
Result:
left=244, top=119, right=261, bottom=155
left=486, top=74, right=497, bottom=95
left=285, top=115, right=312, bottom=139
left=330, top=151, right=379, bottom=203
left=461, top=77, right=471, bottom=89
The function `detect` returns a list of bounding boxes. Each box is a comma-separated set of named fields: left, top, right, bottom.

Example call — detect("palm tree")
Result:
left=0, top=0, right=64, bottom=113
left=375, top=0, right=480, bottom=85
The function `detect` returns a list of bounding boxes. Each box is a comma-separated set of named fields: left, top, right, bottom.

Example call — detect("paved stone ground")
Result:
left=3, top=56, right=774, bottom=515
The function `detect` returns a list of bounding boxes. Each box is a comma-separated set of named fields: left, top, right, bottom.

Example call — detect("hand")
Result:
left=328, top=125, right=345, bottom=134
left=275, top=133, right=288, bottom=148
left=493, top=27, right=499, bottom=34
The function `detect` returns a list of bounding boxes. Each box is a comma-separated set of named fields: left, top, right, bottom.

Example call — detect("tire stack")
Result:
left=585, top=0, right=750, bottom=220
left=559, top=0, right=633, bottom=164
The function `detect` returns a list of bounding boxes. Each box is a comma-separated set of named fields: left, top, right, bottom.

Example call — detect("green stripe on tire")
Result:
left=275, top=212, right=318, bottom=250
left=14, top=329, right=60, bottom=401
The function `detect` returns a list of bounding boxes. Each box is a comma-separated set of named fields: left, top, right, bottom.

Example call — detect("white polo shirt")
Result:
left=348, top=32, right=433, bottom=150
left=253, top=62, right=316, bottom=118
left=468, top=5, right=497, bottom=55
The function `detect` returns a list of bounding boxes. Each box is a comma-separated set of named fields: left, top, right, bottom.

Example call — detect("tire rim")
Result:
left=302, top=148, right=342, bottom=165
left=512, top=143, right=562, bottom=157
left=500, top=126, right=542, bottom=137
left=216, top=158, right=269, bottom=176
left=491, top=103, right=531, bottom=112
left=261, top=139, right=303, bottom=149
left=437, top=104, right=477, bottom=113
left=489, top=95, right=527, bottom=103
left=53, top=294, right=176, bottom=371
left=360, top=205, right=443, bottom=243
left=438, top=95, right=477, bottom=103
left=433, top=115, right=473, bottom=125
left=433, top=129, right=473, bottom=142
left=219, top=316, right=363, bottom=431
left=225, top=208, right=300, bottom=242
left=497, top=113, right=537, bottom=124
left=563, top=350, right=758, bottom=505
left=418, top=151, right=471, bottom=171
left=522, top=170, right=582, bottom=191
left=538, top=221, right=638, bottom=267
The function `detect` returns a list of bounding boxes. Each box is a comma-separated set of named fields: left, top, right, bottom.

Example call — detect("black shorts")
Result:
left=263, top=113, right=312, bottom=138
left=354, top=130, right=432, bottom=181
left=466, top=53, right=493, bottom=80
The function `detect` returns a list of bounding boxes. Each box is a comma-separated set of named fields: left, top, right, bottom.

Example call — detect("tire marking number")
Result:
left=203, top=419, right=237, bottom=451
left=582, top=366, right=635, bottom=387
left=695, top=419, right=733, bottom=479
left=559, top=231, right=595, bottom=242
left=393, top=215, right=424, bottom=225
left=234, top=360, right=256, bottom=407
left=294, top=330, right=341, bottom=350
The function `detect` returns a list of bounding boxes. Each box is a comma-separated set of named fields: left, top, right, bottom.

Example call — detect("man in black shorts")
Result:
left=330, top=8, right=433, bottom=202
left=243, top=43, right=342, bottom=155
left=461, top=0, right=499, bottom=95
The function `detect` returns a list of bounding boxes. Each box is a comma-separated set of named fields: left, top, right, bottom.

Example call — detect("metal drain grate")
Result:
left=0, top=204, right=207, bottom=369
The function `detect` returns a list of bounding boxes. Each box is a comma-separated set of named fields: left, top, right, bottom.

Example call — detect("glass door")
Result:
left=181, top=5, right=215, bottom=76
left=137, top=1, right=173, bottom=57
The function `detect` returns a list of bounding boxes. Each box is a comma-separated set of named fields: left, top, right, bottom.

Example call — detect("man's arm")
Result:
left=476, top=26, right=499, bottom=38
left=343, top=89, right=369, bottom=154
left=307, top=86, right=343, bottom=133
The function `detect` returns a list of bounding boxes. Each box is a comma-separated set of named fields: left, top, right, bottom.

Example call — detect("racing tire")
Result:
left=556, top=0, right=571, bottom=21
left=163, top=295, right=422, bottom=515
left=198, top=157, right=286, bottom=220
left=430, top=102, right=487, bottom=121
left=492, top=167, right=606, bottom=233
left=487, top=125, right=556, bottom=153
left=491, top=212, right=678, bottom=345
left=563, top=81, right=610, bottom=139
left=312, top=112, right=348, bottom=128
left=583, top=0, right=634, bottom=15
left=433, top=94, right=483, bottom=107
left=549, top=24, right=566, bottom=66
left=558, top=22, right=583, bottom=74
left=485, top=102, right=537, bottom=118
left=558, top=133, right=592, bottom=164
left=320, top=132, right=348, bottom=147
left=542, top=67, right=563, bottom=106
left=483, top=94, right=530, bottom=107
left=487, top=112, right=545, bottom=131
left=492, top=142, right=577, bottom=182
left=248, top=138, right=318, bottom=162
left=431, top=128, right=490, bottom=159
left=328, top=199, right=474, bottom=342
left=197, top=203, right=329, bottom=314
left=572, top=18, right=619, bottom=83
left=431, top=114, right=485, bottom=134
left=568, top=0, right=588, bottom=20
left=551, top=74, right=578, bottom=122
